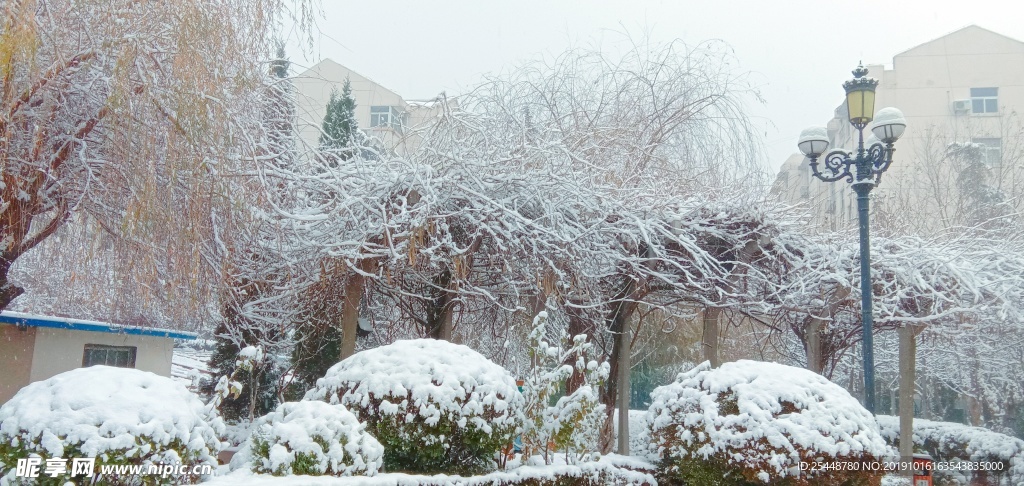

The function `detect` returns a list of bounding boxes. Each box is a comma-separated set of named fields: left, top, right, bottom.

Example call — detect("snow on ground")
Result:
left=172, top=339, right=215, bottom=392
left=612, top=409, right=654, bottom=460
left=880, top=476, right=912, bottom=486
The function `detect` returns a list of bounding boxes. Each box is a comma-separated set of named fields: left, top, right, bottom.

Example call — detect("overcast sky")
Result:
left=285, top=0, right=1024, bottom=172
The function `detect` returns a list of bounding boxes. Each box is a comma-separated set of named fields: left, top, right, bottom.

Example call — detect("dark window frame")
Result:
left=82, top=344, right=137, bottom=368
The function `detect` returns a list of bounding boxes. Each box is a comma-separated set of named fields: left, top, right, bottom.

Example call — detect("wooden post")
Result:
left=702, top=307, right=722, bottom=367
left=806, top=318, right=823, bottom=374
left=898, top=324, right=917, bottom=476
left=617, top=314, right=631, bottom=455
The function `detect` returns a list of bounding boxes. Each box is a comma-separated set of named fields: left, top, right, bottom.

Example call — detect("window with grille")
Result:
left=82, top=344, right=137, bottom=368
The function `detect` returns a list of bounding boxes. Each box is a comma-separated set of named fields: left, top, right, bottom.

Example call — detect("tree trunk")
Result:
left=898, top=324, right=916, bottom=476
left=702, top=307, right=722, bottom=368
left=340, top=259, right=377, bottom=360
left=599, top=277, right=637, bottom=454
left=437, top=305, right=454, bottom=341
left=0, top=258, right=25, bottom=311
left=806, top=318, right=823, bottom=374
left=427, top=269, right=455, bottom=340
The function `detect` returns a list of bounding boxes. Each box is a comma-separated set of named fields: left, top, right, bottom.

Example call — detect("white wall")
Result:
left=27, top=329, right=175, bottom=383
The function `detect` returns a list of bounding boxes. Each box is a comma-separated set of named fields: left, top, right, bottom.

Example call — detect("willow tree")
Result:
left=0, top=0, right=314, bottom=320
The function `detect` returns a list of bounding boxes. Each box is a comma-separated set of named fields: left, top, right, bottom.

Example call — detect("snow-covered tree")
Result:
left=519, top=310, right=609, bottom=465
left=1, top=0, right=315, bottom=325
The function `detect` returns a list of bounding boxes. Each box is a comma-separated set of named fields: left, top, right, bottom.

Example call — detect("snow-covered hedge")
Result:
left=0, top=366, right=221, bottom=485
left=209, top=453, right=657, bottom=485
left=304, top=339, right=524, bottom=474
left=877, top=415, right=1024, bottom=485
left=231, top=401, right=383, bottom=476
left=647, top=360, right=888, bottom=485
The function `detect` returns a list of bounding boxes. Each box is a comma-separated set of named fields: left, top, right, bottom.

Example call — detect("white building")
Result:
left=292, top=59, right=446, bottom=157
left=0, top=312, right=197, bottom=404
left=774, top=26, right=1024, bottom=232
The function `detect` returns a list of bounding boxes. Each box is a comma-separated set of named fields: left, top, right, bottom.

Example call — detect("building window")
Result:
left=970, top=87, right=998, bottom=114
left=83, top=344, right=137, bottom=368
left=370, top=105, right=406, bottom=130
left=972, top=137, right=1002, bottom=166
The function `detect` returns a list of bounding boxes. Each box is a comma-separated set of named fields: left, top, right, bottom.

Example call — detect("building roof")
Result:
left=297, top=58, right=406, bottom=102
left=0, top=311, right=198, bottom=340
left=895, top=25, right=1024, bottom=58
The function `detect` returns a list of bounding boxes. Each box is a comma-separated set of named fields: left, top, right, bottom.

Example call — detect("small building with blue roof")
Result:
left=0, top=311, right=197, bottom=404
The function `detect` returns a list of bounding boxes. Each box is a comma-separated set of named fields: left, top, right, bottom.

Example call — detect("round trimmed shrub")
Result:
left=303, top=339, right=524, bottom=474
left=647, top=360, right=888, bottom=485
left=231, top=401, right=383, bottom=476
left=0, top=366, right=221, bottom=485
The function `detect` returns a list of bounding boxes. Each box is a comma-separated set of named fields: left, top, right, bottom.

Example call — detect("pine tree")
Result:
left=266, top=43, right=295, bottom=171
left=285, top=278, right=345, bottom=400
left=201, top=284, right=281, bottom=421
left=319, top=78, right=361, bottom=164
left=950, top=142, right=1009, bottom=228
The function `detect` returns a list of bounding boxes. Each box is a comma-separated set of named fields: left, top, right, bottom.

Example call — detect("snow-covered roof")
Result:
left=0, top=311, right=198, bottom=340
left=405, top=98, right=441, bottom=108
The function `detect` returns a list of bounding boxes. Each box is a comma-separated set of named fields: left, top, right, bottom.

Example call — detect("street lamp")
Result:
left=797, top=64, right=906, bottom=413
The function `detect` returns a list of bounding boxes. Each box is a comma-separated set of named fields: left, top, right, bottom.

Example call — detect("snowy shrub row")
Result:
left=303, top=339, right=524, bottom=474
left=876, top=415, right=1024, bottom=485
left=209, top=453, right=657, bottom=485
left=647, top=360, right=888, bottom=485
left=0, top=367, right=221, bottom=485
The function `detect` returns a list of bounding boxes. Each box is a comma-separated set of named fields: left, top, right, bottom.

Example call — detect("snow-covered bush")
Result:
left=647, top=360, right=888, bottom=485
left=0, top=366, right=221, bottom=485
left=877, top=415, right=1024, bottom=485
left=230, top=401, right=383, bottom=476
left=209, top=453, right=658, bottom=485
left=520, top=311, right=609, bottom=465
left=304, top=339, right=524, bottom=474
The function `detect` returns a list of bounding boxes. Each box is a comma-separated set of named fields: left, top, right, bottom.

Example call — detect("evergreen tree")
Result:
left=319, top=78, right=361, bottom=164
left=201, top=280, right=281, bottom=421
left=950, top=142, right=1009, bottom=228
left=266, top=43, right=296, bottom=171
left=285, top=277, right=345, bottom=400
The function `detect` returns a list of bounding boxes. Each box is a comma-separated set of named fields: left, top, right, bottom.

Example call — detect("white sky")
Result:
left=285, top=0, right=1024, bottom=172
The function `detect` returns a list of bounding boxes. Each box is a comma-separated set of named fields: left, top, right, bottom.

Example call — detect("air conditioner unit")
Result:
left=952, top=99, right=972, bottom=113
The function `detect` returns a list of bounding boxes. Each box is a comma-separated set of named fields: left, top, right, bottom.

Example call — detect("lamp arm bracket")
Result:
left=809, top=149, right=854, bottom=183
left=867, top=142, right=895, bottom=185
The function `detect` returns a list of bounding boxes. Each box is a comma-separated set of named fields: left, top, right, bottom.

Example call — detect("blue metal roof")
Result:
left=0, top=311, right=198, bottom=340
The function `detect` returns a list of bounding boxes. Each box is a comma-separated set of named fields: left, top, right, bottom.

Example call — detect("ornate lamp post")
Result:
left=797, top=64, right=907, bottom=413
